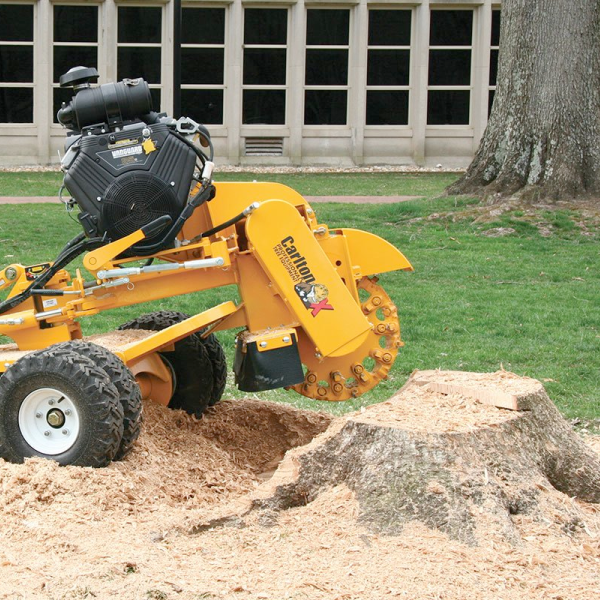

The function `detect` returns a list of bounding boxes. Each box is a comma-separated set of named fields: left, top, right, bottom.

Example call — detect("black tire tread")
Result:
left=53, top=341, right=143, bottom=460
left=0, top=346, right=124, bottom=467
left=118, top=311, right=215, bottom=416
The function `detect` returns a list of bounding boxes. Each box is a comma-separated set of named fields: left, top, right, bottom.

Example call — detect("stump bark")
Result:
left=193, top=371, right=600, bottom=545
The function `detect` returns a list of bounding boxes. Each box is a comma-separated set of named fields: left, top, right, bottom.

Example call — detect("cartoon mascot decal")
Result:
left=294, top=282, right=334, bottom=317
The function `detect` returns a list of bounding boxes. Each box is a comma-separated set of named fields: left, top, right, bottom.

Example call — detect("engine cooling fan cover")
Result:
left=102, top=171, right=180, bottom=245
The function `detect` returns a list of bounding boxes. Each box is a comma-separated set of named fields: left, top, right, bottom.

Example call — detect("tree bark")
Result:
left=193, top=371, right=600, bottom=545
left=448, top=0, right=600, bottom=201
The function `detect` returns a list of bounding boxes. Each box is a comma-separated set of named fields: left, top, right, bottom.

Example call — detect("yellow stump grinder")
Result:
left=0, top=68, right=413, bottom=467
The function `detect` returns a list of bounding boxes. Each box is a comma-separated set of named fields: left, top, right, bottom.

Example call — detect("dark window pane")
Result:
left=244, top=9, right=287, bottom=45
left=366, top=90, right=409, bottom=125
left=428, top=50, right=471, bottom=86
left=243, top=89, right=285, bottom=124
left=182, top=89, right=223, bottom=124
left=0, top=87, right=33, bottom=122
left=53, top=86, right=74, bottom=123
left=182, top=48, right=224, bottom=85
left=54, top=6, right=98, bottom=43
left=489, top=49, right=499, bottom=86
left=430, top=10, right=473, bottom=46
left=304, top=90, right=347, bottom=125
left=368, top=10, right=411, bottom=46
left=54, top=47, right=97, bottom=83
left=118, top=7, right=162, bottom=44
left=427, top=90, right=470, bottom=125
left=244, top=49, right=286, bottom=85
left=491, top=10, right=501, bottom=46
left=306, top=10, right=349, bottom=46
left=150, top=89, right=161, bottom=112
left=182, top=8, right=225, bottom=44
left=0, top=5, right=33, bottom=41
left=118, top=48, right=161, bottom=83
left=488, top=89, right=495, bottom=117
left=305, top=49, right=348, bottom=85
left=367, top=50, right=410, bottom=86
left=0, top=46, right=33, bottom=82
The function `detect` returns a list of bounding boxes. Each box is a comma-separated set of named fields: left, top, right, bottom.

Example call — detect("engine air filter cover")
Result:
left=102, top=172, right=180, bottom=246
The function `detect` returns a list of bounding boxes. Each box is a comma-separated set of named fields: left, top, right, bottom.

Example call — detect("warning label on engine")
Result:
left=111, top=146, right=143, bottom=159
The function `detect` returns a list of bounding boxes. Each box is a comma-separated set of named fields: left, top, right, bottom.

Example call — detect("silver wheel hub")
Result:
left=18, top=388, right=80, bottom=455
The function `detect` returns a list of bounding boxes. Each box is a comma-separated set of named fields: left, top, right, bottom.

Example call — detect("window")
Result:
left=118, top=6, right=162, bottom=110
left=427, top=10, right=473, bottom=125
left=53, top=5, right=99, bottom=123
left=242, top=8, right=287, bottom=125
left=366, top=9, right=411, bottom=126
left=181, top=7, right=225, bottom=125
left=489, top=9, right=501, bottom=115
left=304, top=9, right=349, bottom=126
left=0, top=3, right=34, bottom=123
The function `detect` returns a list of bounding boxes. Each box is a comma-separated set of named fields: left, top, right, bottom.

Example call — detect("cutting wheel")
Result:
left=291, top=276, right=402, bottom=401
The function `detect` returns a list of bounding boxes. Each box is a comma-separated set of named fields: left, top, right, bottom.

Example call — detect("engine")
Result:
left=58, top=67, right=212, bottom=256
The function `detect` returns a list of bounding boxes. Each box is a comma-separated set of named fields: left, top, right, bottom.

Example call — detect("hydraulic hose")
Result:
left=0, top=236, right=104, bottom=315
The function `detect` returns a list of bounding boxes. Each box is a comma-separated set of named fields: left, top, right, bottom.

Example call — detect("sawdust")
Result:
left=0, top=386, right=599, bottom=600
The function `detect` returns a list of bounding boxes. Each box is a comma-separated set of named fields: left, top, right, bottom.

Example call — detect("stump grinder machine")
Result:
left=0, top=68, right=413, bottom=467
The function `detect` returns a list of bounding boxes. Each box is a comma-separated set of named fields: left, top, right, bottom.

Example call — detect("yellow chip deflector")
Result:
left=245, top=200, right=371, bottom=358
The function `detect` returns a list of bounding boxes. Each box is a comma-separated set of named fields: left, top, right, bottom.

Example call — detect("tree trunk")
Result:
left=193, top=371, right=600, bottom=545
left=448, top=0, right=600, bottom=201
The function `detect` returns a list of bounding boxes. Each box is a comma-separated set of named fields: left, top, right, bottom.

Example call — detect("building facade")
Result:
left=0, top=0, right=501, bottom=166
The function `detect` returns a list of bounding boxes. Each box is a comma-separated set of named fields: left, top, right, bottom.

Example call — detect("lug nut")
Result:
left=65, top=409, right=72, bottom=416
left=372, top=296, right=382, bottom=306
left=62, top=429, right=69, bottom=436
left=35, top=412, right=42, bottom=419
left=332, top=383, right=343, bottom=394
left=44, top=431, right=50, bottom=437
left=48, top=399, right=55, bottom=406
left=306, top=373, right=317, bottom=384
left=382, top=353, right=393, bottom=363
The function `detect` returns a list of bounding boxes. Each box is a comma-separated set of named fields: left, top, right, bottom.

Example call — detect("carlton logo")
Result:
left=294, top=282, right=334, bottom=317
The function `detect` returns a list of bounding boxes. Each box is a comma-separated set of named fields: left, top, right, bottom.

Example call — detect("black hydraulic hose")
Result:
left=131, top=183, right=215, bottom=255
left=170, top=130, right=210, bottom=165
left=0, top=236, right=104, bottom=315
left=191, top=207, right=251, bottom=244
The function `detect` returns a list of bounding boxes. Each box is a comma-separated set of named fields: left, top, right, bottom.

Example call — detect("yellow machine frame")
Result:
left=0, top=182, right=412, bottom=405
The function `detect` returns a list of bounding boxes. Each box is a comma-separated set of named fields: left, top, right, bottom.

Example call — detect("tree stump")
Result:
left=193, top=371, right=600, bottom=545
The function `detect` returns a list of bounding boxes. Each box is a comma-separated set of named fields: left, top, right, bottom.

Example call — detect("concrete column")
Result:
left=162, top=1, right=173, bottom=115
left=226, top=0, right=243, bottom=164
left=411, top=0, right=430, bottom=166
left=36, top=0, right=51, bottom=163
left=472, top=0, right=492, bottom=150
left=350, top=0, right=368, bottom=166
left=288, top=0, right=305, bottom=165
left=102, top=0, right=118, bottom=83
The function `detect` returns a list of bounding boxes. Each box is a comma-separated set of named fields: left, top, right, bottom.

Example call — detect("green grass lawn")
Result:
left=0, top=170, right=456, bottom=198
left=0, top=182, right=598, bottom=426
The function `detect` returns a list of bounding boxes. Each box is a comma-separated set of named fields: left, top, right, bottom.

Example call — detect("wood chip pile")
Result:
left=0, top=372, right=598, bottom=599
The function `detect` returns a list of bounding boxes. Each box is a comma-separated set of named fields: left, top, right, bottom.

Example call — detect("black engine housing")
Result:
left=63, top=122, right=197, bottom=253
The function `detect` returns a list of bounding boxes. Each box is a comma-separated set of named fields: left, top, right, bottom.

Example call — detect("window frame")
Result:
left=427, top=8, right=474, bottom=127
left=51, top=3, right=100, bottom=125
left=488, top=7, right=501, bottom=116
left=303, top=7, right=351, bottom=127
left=180, top=4, right=227, bottom=125
left=241, top=6, right=289, bottom=126
left=116, top=4, right=164, bottom=107
left=365, top=7, right=413, bottom=129
left=0, top=2, right=35, bottom=125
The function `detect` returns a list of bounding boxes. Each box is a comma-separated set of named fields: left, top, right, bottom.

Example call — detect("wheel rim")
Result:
left=18, top=387, right=81, bottom=455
